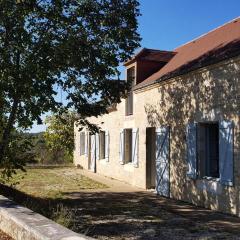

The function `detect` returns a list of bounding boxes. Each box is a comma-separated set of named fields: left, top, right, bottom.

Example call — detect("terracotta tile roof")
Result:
left=134, top=17, right=240, bottom=90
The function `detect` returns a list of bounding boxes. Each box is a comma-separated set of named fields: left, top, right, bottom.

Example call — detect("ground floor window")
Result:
left=186, top=120, right=235, bottom=183
left=198, top=123, right=219, bottom=178
left=124, top=129, right=133, bottom=163
left=119, top=128, right=139, bottom=167
left=80, top=132, right=85, bottom=156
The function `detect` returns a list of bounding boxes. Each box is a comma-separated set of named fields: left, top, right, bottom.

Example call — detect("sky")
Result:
left=30, top=0, right=240, bottom=133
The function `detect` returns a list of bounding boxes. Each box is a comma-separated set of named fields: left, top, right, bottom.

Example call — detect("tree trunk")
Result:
left=0, top=99, right=19, bottom=161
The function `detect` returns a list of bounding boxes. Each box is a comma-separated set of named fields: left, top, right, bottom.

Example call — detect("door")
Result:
left=155, top=126, right=170, bottom=197
left=146, top=127, right=156, bottom=188
left=89, top=135, right=96, bottom=172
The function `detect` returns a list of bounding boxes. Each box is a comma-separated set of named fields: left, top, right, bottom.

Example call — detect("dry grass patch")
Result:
left=3, top=167, right=108, bottom=199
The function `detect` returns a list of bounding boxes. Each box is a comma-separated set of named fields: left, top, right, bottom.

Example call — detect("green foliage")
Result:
left=32, top=132, right=49, bottom=164
left=0, top=0, right=141, bottom=175
left=25, top=131, right=72, bottom=165
left=44, top=112, right=76, bottom=158
left=0, top=130, right=35, bottom=181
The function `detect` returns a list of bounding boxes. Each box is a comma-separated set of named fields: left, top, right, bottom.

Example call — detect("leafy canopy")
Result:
left=0, top=0, right=141, bottom=167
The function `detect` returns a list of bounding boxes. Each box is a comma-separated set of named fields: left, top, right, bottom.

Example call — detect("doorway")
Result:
left=146, top=127, right=156, bottom=188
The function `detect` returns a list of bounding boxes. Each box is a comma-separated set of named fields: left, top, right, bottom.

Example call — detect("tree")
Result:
left=0, top=0, right=141, bottom=172
left=33, top=133, right=49, bottom=164
left=44, top=112, right=76, bottom=162
left=0, top=130, right=35, bottom=180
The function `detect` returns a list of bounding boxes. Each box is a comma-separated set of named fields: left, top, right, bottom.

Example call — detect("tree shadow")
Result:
left=144, top=40, right=240, bottom=218
left=1, top=184, right=240, bottom=239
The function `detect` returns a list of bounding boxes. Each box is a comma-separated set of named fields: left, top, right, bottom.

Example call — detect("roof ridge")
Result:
left=174, top=16, right=240, bottom=50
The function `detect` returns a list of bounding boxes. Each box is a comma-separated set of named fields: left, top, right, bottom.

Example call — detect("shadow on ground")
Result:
left=1, top=184, right=240, bottom=240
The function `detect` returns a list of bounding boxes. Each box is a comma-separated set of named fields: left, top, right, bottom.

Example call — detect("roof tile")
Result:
left=134, top=17, right=240, bottom=90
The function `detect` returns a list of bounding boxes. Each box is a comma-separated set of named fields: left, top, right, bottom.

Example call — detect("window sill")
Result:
left=201, top=176, right=220, bottom=182
left=123, top=161, right=133, bottom=165
left=99, top=158, right=108, bottom=165
left=125, top=115, right=134, bottom=120
left=198, top=177, right=233, bottom=187
left=196, top=178, right=222, bottom=195
left=99, top=158, right=108, bottom=163
left=123, top=162, right=134, bottom=172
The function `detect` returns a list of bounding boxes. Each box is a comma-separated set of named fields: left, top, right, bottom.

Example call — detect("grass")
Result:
left=0, top=167, right=108, bottom=232
left=3, top=167, right=108, bottom=199
left=1, top=167, right=240, bottom=239
left=52, top=203, right=77, bottom=229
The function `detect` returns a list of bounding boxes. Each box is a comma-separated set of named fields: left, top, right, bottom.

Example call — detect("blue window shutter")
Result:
left=155, top=126, right=170, bottom=197
left=85, top=132, right=88, bottom=157
left=219, top=120, right=234, bottom=186
left=119, top=129, right=124, bottom=164
left=96, top=133, right=100, bottom=161
left=132, top=128, right=139, bottom=167
left=186, top=123, right=197, bottom=179
left=90, top=135, right=96, bottom=172
left=105, top=130, right=109, bottom=162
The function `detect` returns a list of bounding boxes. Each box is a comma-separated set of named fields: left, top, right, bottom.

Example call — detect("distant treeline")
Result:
left=24, top=132, right=73, bottom=165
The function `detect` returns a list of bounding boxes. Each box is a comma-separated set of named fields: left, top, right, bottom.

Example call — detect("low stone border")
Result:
left=0, top=195, right=95, bottom=240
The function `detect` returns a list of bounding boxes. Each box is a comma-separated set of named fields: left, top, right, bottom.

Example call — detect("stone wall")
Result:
left=74, top=96, right=147, bottom=188
left=0, top=195, right=94, bottom=240
left=74, top=56, right=240, bottom=215
left=139, top=56, right=240, bottom=215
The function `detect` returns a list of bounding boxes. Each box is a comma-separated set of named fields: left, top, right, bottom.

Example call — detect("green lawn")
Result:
left=4, top=167, right=108, bottom=199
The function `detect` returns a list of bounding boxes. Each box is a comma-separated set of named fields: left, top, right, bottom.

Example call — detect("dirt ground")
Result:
left=67, top=191, right=240, bottom=240
left=1, top=168, right=240, bottom=240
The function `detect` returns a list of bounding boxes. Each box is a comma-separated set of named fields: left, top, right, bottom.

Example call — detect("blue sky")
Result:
left=30, top=0, right=240, bottom=133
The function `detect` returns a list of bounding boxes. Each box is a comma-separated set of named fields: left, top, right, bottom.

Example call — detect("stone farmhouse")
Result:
left=74, top=17, right=240, bottom=216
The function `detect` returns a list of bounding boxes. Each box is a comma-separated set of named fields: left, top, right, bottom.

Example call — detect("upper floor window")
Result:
left=125, top=67, right=135, bottom=116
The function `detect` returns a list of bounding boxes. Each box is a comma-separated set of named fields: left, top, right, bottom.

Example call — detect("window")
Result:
left=126, top=91, right=133, bottom=116
left=124, top=129, right=133, bottom=163
left=198, top=123, right=219, bottom=178
left=120, top=128, right=139, bottom=166
left=125, top=67, right=135, bottom=116
left=99, top=131, right=105, bottom=159
left=80, top=132, right=85, bottom=156
left=187, top=120, right=234, bottom=185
